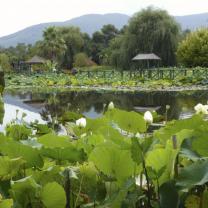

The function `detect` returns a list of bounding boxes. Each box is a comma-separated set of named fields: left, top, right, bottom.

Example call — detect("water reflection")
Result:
left=1, top=89, right=208, bottom=129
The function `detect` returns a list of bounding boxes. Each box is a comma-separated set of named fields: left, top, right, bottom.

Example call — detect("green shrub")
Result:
left=177, top=28, right=208, bottom=67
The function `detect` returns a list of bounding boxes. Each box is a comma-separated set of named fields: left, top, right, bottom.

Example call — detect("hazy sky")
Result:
left=1, top=0, right=208, bottom=37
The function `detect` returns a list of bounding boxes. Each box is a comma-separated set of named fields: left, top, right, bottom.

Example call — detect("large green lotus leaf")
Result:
left=87, top=134, right=105, bottom=146
left=192, top=129, right=208, bottom=157
left=159, top=181, right=179, bottom=208
left=31, top=166, right=63, bottom=186
left=105, top=108, right=146, bottom=133
left=40, top=147, right=86, bottom=163
left=0, top=199, right=13, bottom=208
left=0, top=157, right=25, bottom=181
left=10, top=176, right=41, bottom=208
left=98, top=126, right=131, bottom=149
left=177, top=160, right=208, bottom=188
left=38, top=133, right=71, bottom=148
left=89, top=143, right=135, bottom=184
left=146, top=147, right=177, bottom=184
left=41, top=182, right=66, bottom=208
left=0, top=136, right=43, bottom=168
left=154, top=115, right=205, bottom=144
left=73, top=117, right=109, bottom=136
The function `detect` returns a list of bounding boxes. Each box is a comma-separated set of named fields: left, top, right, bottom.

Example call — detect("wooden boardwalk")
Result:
left=77, top=68, right=208, bottom=80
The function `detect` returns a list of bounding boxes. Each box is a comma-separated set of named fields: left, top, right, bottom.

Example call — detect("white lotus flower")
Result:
left=144, top=111, right=153, bottom=124
left=194, top=103, right=208, bottom=115
left=108, top=102, right=114, bottom=110
left=135, top=132, right=141, bottom=138
left=76, top=118, right=86, bottom=128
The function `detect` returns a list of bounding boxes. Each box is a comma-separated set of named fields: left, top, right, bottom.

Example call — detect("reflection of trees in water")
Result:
left=8, top=90, right=208, bottom=122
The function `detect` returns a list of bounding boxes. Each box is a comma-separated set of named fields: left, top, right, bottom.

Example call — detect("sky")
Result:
left=0, top=0, right=208, bottom=37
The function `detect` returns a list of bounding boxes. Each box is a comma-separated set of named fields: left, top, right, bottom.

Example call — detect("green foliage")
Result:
left=105, top=108, right=146, bottom=133
left=40, top=182, right=66, bottom=208
left=177, top=160, right=208, bottom=188
left=6, top=124, right=32, bottom=141
left=0, top=199, right=13, bottom=208
left=108, top=7, right=180, bottom=69
left=0, top=98, right=4, bottom=124
left=159, top=181, right=179, bottom=208
left=0, top=106, right=208, bottom=207
left=0, top=157, right=24, bottom=181
left=89, top=143, right=135, bottom=184
left=38, top=133, right=86, bottom=162
left=177, top=28, right=208, bottom=67
left=40, top=27, right=66, bottom=63
left=74, top=53, right=95, bottom=67
left=0, top=54, right=11, bottom=72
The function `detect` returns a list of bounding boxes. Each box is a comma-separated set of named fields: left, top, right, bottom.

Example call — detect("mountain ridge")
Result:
left=0, top=12, right=208, bottom=48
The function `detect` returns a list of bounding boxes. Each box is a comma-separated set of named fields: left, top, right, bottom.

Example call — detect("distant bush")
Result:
left=177, top=28, right=208, bottom=67
left=73, top=53, right=96, bottom=67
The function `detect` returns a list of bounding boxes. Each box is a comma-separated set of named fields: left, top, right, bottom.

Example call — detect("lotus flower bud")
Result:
left=144, top=111, right=153, bottom=124
left=108, top=102, right=114, bottom=110
left=166, top=105, right=170, bottom=110
left=76, top=118, right=86, bottom=128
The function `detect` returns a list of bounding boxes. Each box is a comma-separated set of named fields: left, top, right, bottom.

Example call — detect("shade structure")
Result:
left=132, top=53, right=161, bottom=69
left=25, top=56, right=46, bottom=65
left=132, top=53, right=161, bottom=61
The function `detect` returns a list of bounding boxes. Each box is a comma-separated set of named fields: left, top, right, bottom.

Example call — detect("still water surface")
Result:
left=1, top=89, right=208, bottom=130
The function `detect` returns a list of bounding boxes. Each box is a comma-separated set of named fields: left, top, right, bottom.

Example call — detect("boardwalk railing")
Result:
left=77, top=68, right=208, bottom=80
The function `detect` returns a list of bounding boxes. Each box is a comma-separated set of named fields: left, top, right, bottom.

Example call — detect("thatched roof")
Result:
left=132, top=53, right=161, bottom=61
left=25, top=56, right=46, bottom=64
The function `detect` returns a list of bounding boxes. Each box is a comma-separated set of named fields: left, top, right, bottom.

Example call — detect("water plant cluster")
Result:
left=5, top=67, right=208, bottom=90
left=0, top=101, right=208, bottom=208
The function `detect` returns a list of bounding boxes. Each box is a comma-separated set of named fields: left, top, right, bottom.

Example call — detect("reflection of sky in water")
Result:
left=2, top=89, right=208, bottom=131
left=83, top=106, right=102, bottom=119
left=0, top=103, right=46, bottom=132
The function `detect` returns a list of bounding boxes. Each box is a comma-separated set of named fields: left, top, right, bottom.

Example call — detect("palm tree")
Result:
left=41, top=27, right=66, bottom=63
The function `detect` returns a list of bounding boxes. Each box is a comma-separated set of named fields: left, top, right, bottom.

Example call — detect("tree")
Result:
left=177, top=28, right=208, bottom=67
left=101, top=24, right=119, bottom=47
left=81, top=33, right=92, bottom=56
left=91, top=25, right=119, bottom=64
left=58, top=27, right=84, bottom=69
left=41, top=27, right=66, bottom=63
left=109, top=7, right=180, bottom=69
left=91, top=31, right=105, bottom=64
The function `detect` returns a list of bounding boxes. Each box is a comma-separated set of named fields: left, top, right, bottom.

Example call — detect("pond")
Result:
left=0, top=89, right=208, bottom=131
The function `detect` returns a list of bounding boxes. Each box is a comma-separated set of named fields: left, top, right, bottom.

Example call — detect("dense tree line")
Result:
left=1, top=7, right=206, bottom=72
